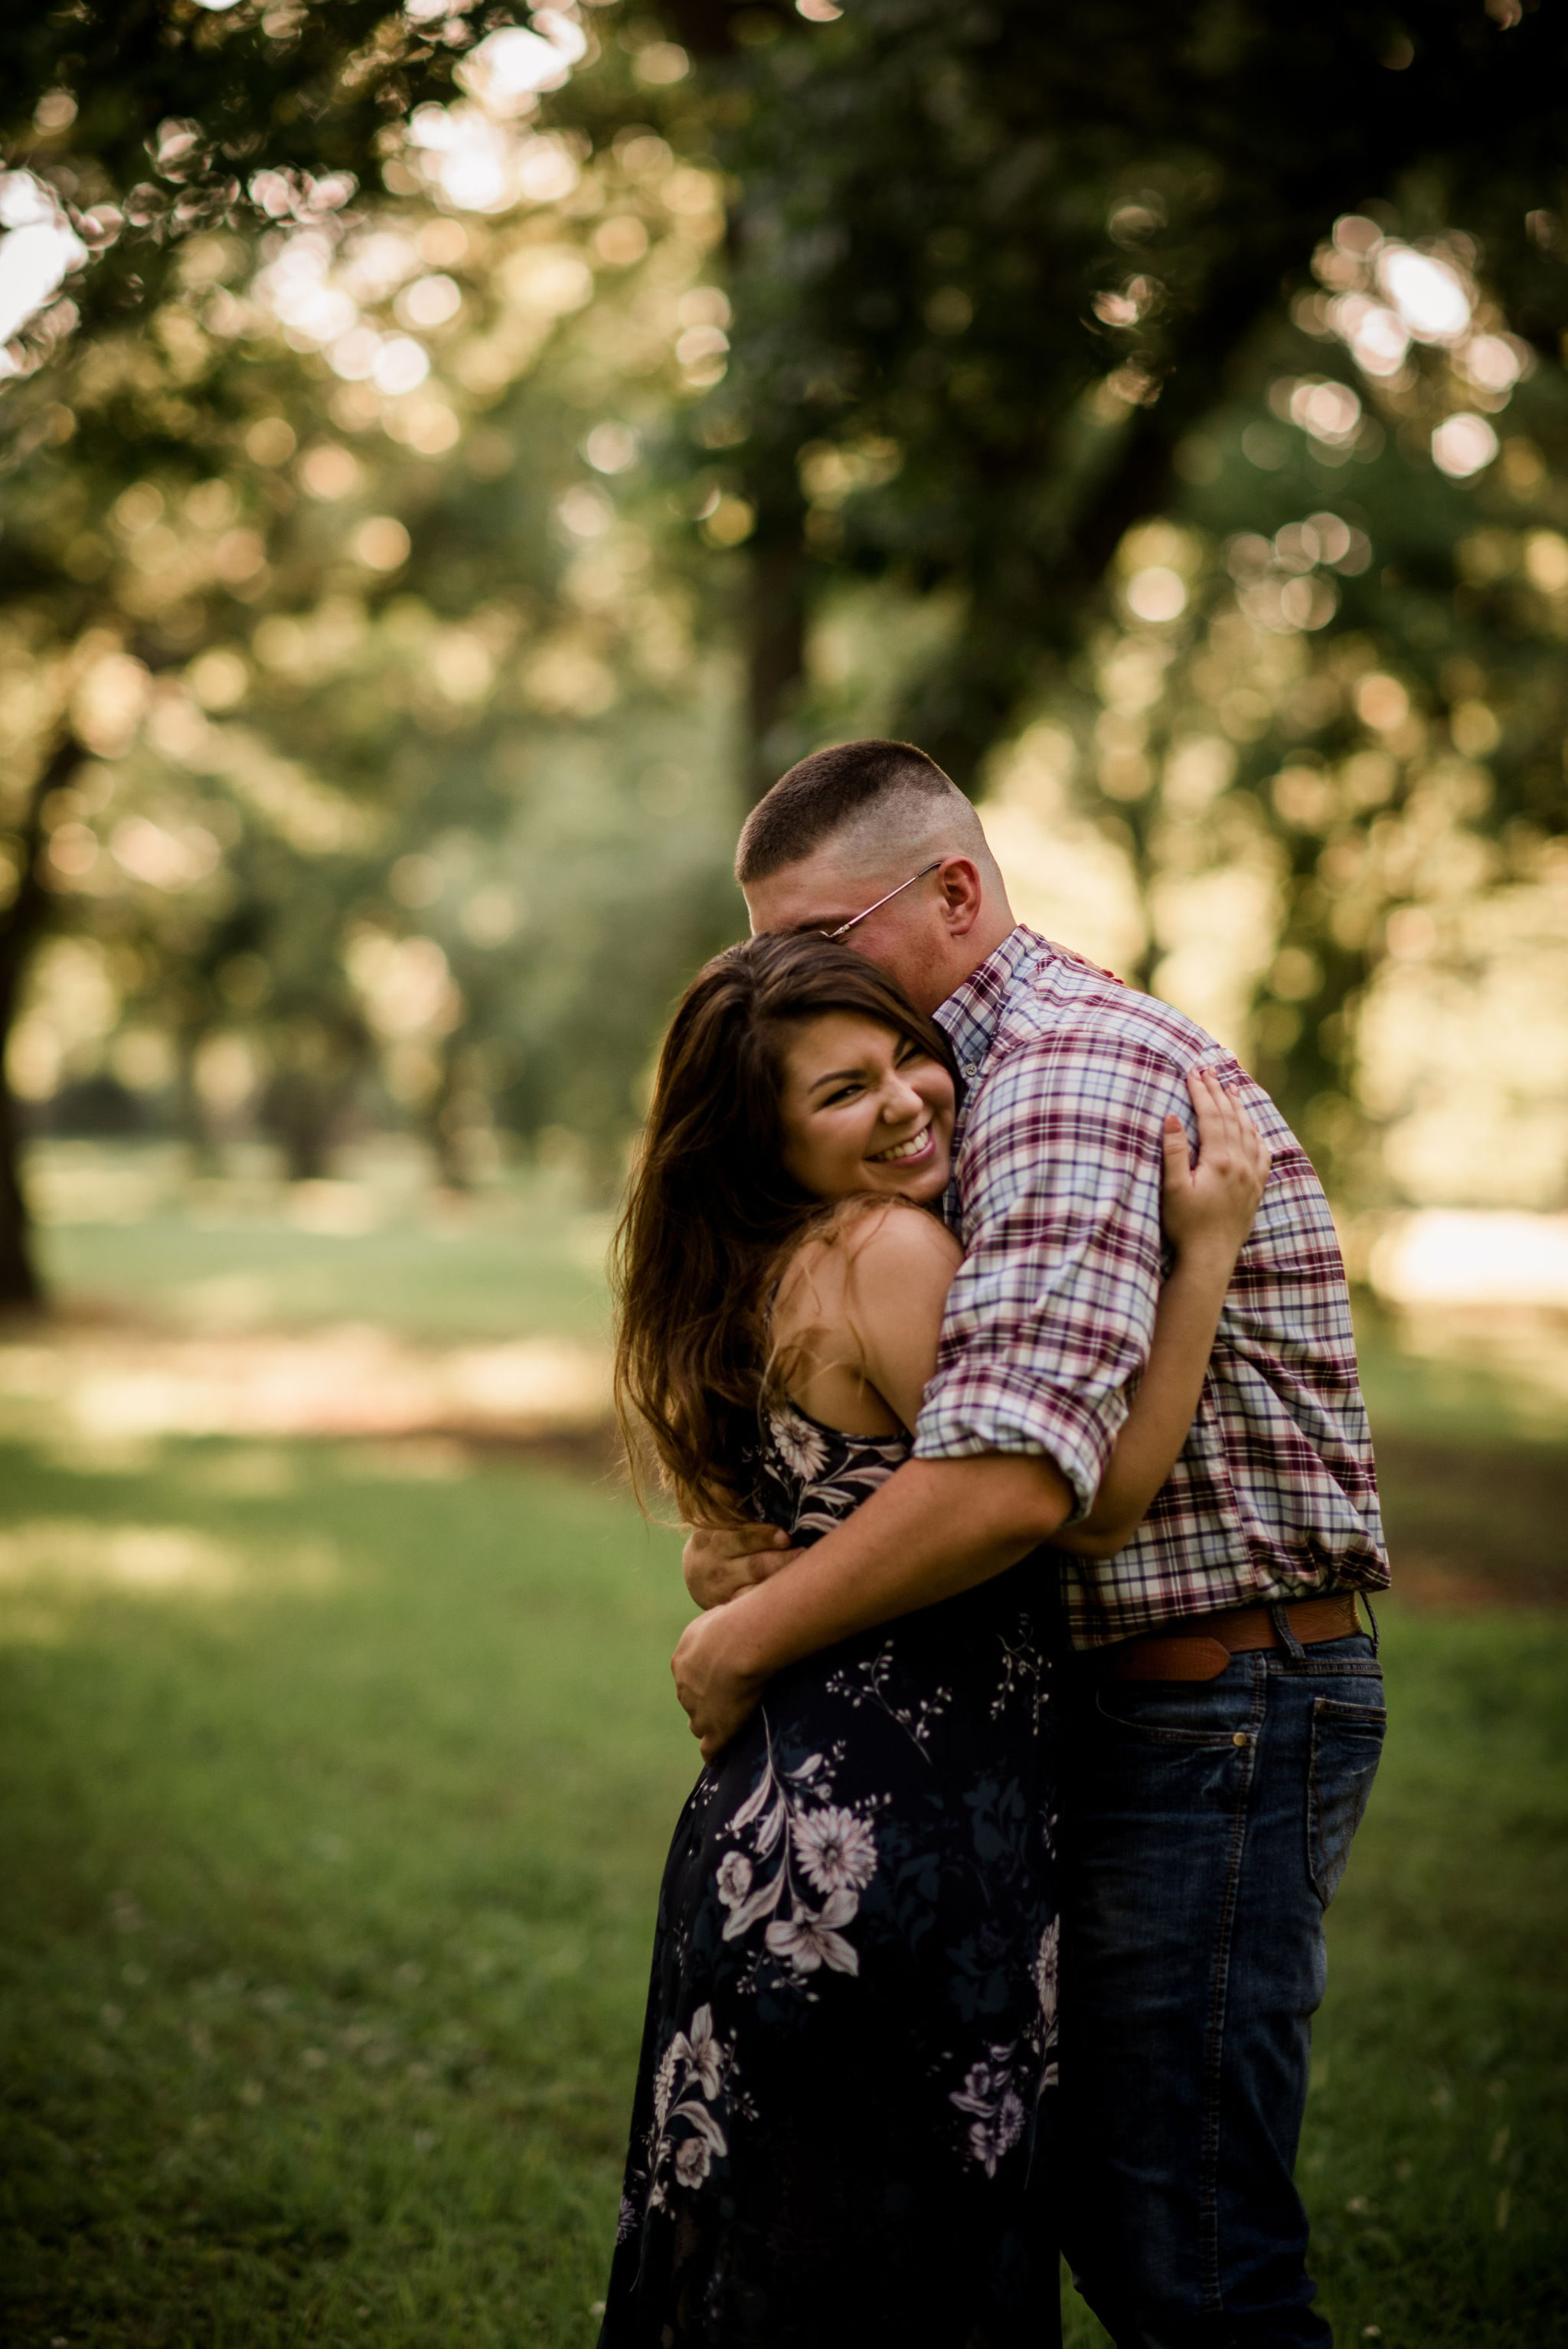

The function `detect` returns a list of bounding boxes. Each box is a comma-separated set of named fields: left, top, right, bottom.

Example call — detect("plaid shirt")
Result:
left=913, top=926, right=1388, bottom=1648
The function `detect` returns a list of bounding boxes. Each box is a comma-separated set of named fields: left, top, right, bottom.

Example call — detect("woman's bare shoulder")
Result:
left=840, top=1198, right=962, bottom=1285
left=774, top=1201, right=957, bottom=1333
left=840, top=1201, right=961, bottom=1423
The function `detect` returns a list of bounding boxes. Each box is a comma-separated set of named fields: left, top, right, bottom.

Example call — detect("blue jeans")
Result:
left=1056, top=1625, right=1386, bottom=2347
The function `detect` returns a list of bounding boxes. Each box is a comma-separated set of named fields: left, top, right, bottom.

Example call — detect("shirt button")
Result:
left=1232, top=1732, right=1249, bottom=1748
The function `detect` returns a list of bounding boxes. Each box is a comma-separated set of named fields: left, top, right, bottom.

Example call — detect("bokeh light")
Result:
left=1124, top=567, right=1187, bottom=622
left=1431, top=411, right=1499, bottom=477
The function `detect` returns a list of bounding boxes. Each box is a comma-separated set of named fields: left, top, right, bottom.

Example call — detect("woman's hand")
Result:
left=671, top=1592, right=769, bottom=1761
left=683, top=1520, right=797, bottom=1609
left=1160, top=1067, right=1271, bottom=1263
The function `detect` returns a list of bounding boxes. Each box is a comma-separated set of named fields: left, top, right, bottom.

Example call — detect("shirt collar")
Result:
left=933, top=923, right=1046, bottom=1083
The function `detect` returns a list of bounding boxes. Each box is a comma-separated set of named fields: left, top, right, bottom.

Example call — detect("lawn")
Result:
left=29, top=1145, right=612, bottom=1347
left=0, top=1437, right=1563, bottom=2347
left=0, top=1439, right=693, bottom=2347
left=1, top=1156, right=1564, bottom=2344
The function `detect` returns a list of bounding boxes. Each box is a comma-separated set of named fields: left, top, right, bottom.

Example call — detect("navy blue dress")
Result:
left=599, top=1400, right=1062, bottom=2349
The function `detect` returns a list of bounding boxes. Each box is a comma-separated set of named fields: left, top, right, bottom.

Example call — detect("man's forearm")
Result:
left=717, top=1453, right=1072, bottom=1681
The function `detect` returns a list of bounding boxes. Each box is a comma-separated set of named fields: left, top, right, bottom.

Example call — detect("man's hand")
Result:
left=672, top=1590, right=770, bottom=1760
left=683, top=1519, right=798, bottom=1609
left=673, top=1454, right=1072, bottom=1761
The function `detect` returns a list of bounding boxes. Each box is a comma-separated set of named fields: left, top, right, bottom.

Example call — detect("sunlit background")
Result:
left=1, top=7, right=1565, bottom=1364
left=0, top=7, right=1563, bottom=2344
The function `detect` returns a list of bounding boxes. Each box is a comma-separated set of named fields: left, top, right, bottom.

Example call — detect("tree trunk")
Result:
left=262, top=1014, right=371, bottom=1183
left=746, top=536, right=808, bottom=803
left=0, top=736, right=81, bottom=1312
left=427, top=1035, right=472, bottom=1193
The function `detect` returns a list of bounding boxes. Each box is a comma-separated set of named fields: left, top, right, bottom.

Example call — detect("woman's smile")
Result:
left=867, top=1121, right=934, bottom=1165
left=776, top=1012, right=956, bottom=1204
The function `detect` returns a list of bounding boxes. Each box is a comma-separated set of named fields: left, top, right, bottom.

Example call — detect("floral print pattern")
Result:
left=642, top=2004, right=737, bottom=2212
left=792, top=1803, right=877, bottom=1896
left=599, top=1400, right=1062, bottom=2348
left=827, top=1638, right=952, bottom=1756
left=951, top=2045, right=1031, bottom=2177
left=710, top=1720, right=881, bottom=1984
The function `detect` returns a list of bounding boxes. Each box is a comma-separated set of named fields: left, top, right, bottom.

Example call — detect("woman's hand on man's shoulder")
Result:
left=1159, top=1066, right=1271, bottom=1263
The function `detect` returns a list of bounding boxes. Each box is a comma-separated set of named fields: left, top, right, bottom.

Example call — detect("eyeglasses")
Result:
left=819, top=859, right=943, bottom=942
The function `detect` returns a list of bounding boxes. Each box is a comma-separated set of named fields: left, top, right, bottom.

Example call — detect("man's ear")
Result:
left=936, top=857, right=985, bottom=936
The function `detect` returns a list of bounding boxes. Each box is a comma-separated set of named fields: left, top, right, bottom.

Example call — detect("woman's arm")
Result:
left=1054, top=1069, right=1269, bottom=1560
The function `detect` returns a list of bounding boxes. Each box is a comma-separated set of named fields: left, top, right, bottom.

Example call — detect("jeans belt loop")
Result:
left=1268, top=1599, right=1308, bottom=1666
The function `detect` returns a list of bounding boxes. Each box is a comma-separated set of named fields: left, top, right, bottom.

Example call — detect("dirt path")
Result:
left=1368, top=1430, right=1568, bottom=1608
left=1, top=1322, right=1561, bottom=1607
left=0, top=1319, right=611, bottom=1447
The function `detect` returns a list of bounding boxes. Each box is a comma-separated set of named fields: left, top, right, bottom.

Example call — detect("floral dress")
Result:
left=598, top=1399, right=1061, bottom=2349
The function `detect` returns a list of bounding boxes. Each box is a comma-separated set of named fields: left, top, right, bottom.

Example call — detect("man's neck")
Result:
left=949, top=905, right=1018, bottom=991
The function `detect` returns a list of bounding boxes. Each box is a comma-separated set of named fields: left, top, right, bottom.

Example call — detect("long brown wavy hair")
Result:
left=612, top=932, right=960, bottom=1524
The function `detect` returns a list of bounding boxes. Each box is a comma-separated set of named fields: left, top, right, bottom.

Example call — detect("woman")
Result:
left=599, top=934, right=1268, bottom=2349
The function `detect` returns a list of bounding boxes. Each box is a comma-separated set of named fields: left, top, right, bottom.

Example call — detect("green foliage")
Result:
left=0, top=0, right=505, bottom=383
left=5, top=0, right=1568, bottom=1274
left=645, top=0, right=1568, bottom=1175
left=1, top=53, right=746, bottom=1210
left=674, top=0, right=1568, bottom=756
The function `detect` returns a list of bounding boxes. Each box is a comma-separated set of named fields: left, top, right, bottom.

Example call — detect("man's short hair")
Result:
left=737, top=739, right=967, bottom=885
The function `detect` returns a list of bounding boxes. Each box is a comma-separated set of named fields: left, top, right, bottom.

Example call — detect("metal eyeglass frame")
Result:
left=819, top=858, right=944, bottom=942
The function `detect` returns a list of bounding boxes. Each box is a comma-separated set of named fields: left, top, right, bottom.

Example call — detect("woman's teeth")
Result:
left=871, top=1124, right=931, bottom=1164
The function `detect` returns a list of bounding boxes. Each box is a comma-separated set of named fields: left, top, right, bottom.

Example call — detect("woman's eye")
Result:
left=822, top=1083, right=861, bottom=1107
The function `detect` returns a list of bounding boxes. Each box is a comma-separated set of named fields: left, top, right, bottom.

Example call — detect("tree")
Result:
left=655, top=0, right=1567, bottom=764
left=0, top=0, right=514, bottom=1300
left=637, top=0, right=1568, bottom=1175
left=0, top=5, right=740, bottom=1294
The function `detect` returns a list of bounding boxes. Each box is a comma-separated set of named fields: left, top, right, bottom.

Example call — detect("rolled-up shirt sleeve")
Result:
left=913, top=1025, right=1187, bottom=1517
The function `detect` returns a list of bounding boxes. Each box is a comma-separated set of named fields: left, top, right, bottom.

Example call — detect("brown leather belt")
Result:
left=1103, top=1593, right=1363, bottom=1683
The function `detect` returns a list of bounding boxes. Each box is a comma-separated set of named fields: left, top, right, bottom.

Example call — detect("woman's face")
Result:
left=776, top=1013, right=956, bottom=1206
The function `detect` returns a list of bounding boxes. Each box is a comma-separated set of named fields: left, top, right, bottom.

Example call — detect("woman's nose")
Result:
left=883, top=1071, right=924, bottom=1121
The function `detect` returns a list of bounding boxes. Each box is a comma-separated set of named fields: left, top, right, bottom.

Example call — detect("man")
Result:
left=675, top=739, right=1388, bottom=2347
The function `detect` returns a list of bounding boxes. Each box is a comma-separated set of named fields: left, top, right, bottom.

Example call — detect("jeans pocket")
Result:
left=1308, top=1694, right=1386, bottom=1906
left=1092, top=1679, right=1250, bottom=1747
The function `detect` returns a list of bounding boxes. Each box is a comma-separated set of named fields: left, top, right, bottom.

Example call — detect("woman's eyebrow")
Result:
left=807, top=1065, right=868, bottom=1093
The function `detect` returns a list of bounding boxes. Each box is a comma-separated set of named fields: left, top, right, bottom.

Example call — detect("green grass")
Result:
left=1293, top=1612, right=1566, bottom=2344
left=42, top=1208, right=612, bottom=1346
left=6, top=1152, right=1566, bottom=2340
left=0, top=1440, right=694, bottom=2346
left=0, top=1437, right=1563, bottom=2348
left=29, top=1147, right=612, bottom=1344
